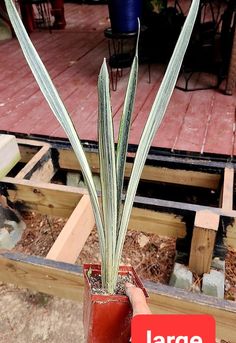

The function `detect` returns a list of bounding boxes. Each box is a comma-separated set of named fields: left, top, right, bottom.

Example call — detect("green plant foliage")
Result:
left=6, top=0, right=200, bottom=294
left=98, top=60, right=117, bottom=293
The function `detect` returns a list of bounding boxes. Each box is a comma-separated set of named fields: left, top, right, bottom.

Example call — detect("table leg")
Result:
left=19, top=1, right=35, bottom=33
left=225, top=15, right=236, bottom=95
left=50, top=0, right=66, bottom=29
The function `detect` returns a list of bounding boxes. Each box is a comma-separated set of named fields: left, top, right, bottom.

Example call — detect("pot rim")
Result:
left=83, top=263, right=148, bottom=298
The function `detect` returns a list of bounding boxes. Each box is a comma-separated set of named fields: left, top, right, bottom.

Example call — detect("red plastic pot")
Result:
left=83, top=264, right=147, bottom=343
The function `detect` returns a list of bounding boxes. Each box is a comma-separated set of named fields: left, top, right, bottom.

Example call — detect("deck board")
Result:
left=0, top=2, right=236, bottom=158
left=153, top=89, right=193, bottom=150
left=172, top=90, right=215, bottom=153
left=204, top=90, right=236, bottom=156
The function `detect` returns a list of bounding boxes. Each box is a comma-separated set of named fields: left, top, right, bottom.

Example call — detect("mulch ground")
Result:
left=13, top=211, right=236, bottom=300
left=14, top=212, right=67, bottom=256
left=77, top=229, right=176, bottom=285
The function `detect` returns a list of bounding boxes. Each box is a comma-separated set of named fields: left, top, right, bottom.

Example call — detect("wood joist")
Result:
left=0, top=137, right=236, bottom=341
left=0, top=251, right=235, bottom=342
left=18, top=138, right=222, bottom=189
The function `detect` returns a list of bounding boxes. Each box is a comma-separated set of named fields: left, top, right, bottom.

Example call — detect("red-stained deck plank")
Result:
left=34, top=39, right=107, bottom=138
left=204, top=90, right=236, bottom=156
left=0, top=2, right=236, bottom=159
left=129, top=64, right=165, bottom=145
left=172, top=89, right=215, bottom=153
left=106, top=63, right=153, bottom=141
left=152, top=89, right=193, bottom=150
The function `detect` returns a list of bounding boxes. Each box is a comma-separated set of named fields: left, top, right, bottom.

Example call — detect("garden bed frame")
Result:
left=0, top=137, right=236, bottom=341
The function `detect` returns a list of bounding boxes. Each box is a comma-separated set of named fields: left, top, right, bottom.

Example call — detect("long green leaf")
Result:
left=115, top=0, right=200, bottom=275
left=98, top=60, right=117, bottom=293
left=116, top=24, right=140, bottom=222
left=5, top=0, right=105, bottom=261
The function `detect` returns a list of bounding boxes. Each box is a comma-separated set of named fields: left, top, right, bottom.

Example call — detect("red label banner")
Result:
left=131, top=314, right=215, bottom=343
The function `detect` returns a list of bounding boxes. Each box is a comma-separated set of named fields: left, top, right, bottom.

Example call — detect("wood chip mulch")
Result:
left=14, top=211, right=67, bottom=257
left=77, top=229, right=176, bottom=285
left=225, top=247, right=236, bottom=301
left=13, top=211, right=236, bottom=301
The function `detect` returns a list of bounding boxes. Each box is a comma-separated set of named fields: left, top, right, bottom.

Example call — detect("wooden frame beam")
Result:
left=14, top=139, right=222, bottom=190
left=222, top=167, right=234, bottom=211
left=1, top=177, right=186, bottom=237
left=47, top=195, right=95, bottom=263
left=17, top=138, right=46, bottom=163
left=0, top=251, right=235, bottom=342
left=16, top=144, right=56, bottom=182
left=2, top=177, right=86, bottom=217
left=145, top=280, right=236, bottom=342
left=0, top=137, right=235, bottom=342
left=58, top=149, right=221, bottom=189
left=1, top=177, right=236, bottom=248
left=189, top=210, right=220, bottom=275
left=0, top=134, right=21, bottom=178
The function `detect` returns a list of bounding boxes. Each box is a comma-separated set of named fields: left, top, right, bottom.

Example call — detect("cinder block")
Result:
left=211, top=257, right=225, bottom=272
left=93, top=175, right=101, bottom=192
left=202, top=269, right=225, bottom=298
left=0, top=228, right=13, bottom=249
left=66, top=172, right=81, bottom=187
left=169, top=263, right=193, bottom=290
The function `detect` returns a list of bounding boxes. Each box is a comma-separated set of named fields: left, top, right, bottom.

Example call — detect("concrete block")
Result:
left=93, top=175, right=101, bottom=192
left=169, top=263, right=193, bottom=290
left=202, top=269, right=225, bottom=298
left=66, top=172, right=81, bottom=187
left=0, top=135, right=20, bottom=179
left=0, top=228, right=13, bottom=249
left=78, top=180, right=85, bottom=188
left=211, top=257, right=225, bottom=272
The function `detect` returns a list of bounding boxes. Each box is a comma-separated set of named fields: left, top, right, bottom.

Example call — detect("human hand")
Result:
left=125, top=282, right=151, bottom=316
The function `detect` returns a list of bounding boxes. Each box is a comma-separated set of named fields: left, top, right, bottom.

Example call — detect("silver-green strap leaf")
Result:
left=98, top=60, right=117, bottom=292
left=116, top=55, right=138, bottom=222
left=5, top=0, right=105, bottom=260
left=116, top=26, right=139, bottom=223
left=115, top=0, right=200, bottom=273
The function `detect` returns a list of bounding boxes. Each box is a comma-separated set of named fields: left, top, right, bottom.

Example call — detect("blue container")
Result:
left=108, top=0, right=142, bottom=33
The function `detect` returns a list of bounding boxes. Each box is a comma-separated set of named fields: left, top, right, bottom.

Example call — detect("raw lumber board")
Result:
left=47, top=195, right=95, bottom=263
left=16, top=145, right=56, bottom=183
left=2, top=177, right=86, bottom=218
left=1, top=177, right=236, bottom=248
left=0, top=134, right=20, bottom=179
left=58, top=149, right=220, bottom=189
left=0, top=251, right=235, bottom=342
left=145, top=280, right=236, bottom=342
left=189, top=210, right=220, bottom=275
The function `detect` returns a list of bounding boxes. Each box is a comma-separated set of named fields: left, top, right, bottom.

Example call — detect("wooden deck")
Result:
left=0, top=2, right=235, bottom=158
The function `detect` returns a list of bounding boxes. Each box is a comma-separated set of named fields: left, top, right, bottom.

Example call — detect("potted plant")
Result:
left=108, top=0, right=143, bottom=33
left=6, top=0, right=200, bottom=341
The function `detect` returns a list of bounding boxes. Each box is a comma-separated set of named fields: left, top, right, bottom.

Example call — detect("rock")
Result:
left=0, top=204, right=25, bottom=249
left=138, top=233, right=149, bottom=248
